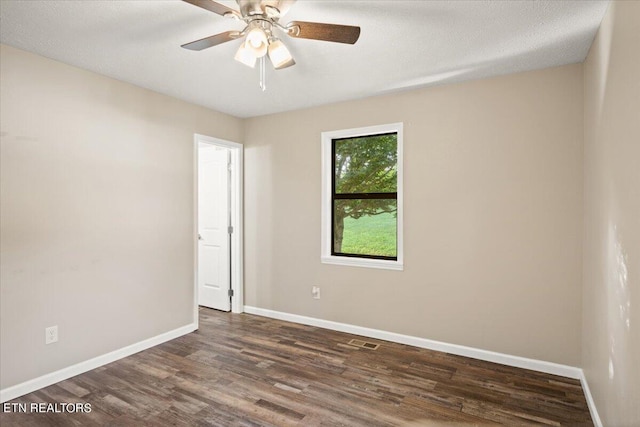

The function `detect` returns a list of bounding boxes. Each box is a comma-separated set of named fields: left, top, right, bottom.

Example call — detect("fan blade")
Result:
left=287, top=21, right=360, bottom=44
left=181, top=31, right=239, bottom=51
left=182, top=0, right=237, bottom=17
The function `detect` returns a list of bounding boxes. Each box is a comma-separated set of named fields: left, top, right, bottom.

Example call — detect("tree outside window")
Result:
left=332, top=132, right=398, bottom=260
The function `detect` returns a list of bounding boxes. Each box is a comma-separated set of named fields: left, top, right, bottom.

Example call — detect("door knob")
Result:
left=198, top=234, right=203, bottom=241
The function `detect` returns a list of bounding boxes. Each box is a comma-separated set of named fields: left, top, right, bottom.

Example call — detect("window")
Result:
left=321, top=123, right=403, bottom=270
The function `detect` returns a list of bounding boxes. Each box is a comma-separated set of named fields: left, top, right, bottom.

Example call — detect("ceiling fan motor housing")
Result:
left=238, top=0, right=281, bottom=19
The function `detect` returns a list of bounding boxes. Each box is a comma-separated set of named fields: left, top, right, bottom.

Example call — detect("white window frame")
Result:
left=321, top=123, right=404, bottom=271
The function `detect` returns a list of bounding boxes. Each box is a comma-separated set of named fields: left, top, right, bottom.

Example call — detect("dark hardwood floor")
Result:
left=1, top=308, right=593, bottom=426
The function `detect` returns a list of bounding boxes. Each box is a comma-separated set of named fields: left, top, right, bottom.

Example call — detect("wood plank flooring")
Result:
left=1, top=308, right=593, bottom=426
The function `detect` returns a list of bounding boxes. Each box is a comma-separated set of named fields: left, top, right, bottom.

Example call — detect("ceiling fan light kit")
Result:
left=182, top=0, right=360, bottom=89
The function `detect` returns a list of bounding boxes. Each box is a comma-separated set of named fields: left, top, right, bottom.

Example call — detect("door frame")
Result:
left=194, top=134, right=244, bottom=326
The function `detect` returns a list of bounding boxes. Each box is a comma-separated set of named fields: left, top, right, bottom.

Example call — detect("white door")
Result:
left=198, top=145, right=231, bottom=311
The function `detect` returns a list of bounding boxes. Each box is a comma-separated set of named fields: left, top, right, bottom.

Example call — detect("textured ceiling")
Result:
left=0, top=0, right=609, bottom=118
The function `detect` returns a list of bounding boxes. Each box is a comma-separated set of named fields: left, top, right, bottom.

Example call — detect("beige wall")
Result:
left=0, top=44, right=243, bottom=389
left=244, top=63, right=584, bottom=366
left=583, top=2, right=640, bottom=425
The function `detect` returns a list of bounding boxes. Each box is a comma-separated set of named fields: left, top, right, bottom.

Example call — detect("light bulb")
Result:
left=245, top=27, right=268, bottom=58
left=268, top=39, right=295, bottom=69
left=234, top=43, right=257, bottom=68
left=249, top=36, right=262, bottom=48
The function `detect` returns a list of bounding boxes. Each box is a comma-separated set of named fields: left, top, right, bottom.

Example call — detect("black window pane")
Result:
left=333, top=199, right=397, bottom=258
left=334, top=133, right=397, bottom=194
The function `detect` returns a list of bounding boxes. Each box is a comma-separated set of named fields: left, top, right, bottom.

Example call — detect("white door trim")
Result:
left=194, top=134, right=244, bottom=327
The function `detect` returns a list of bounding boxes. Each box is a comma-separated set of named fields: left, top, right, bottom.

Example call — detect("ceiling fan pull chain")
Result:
left=259, top=56, right=267, bottom=91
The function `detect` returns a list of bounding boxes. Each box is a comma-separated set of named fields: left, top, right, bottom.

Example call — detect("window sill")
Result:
left=321, top=255, right=404, bottom=271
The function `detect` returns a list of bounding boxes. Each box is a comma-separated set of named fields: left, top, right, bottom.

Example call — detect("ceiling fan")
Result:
left=181, top=0, right=361, bottom=71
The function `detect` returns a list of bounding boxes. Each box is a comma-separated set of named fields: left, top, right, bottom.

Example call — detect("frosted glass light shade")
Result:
left=246, top=27, right=268, bottom=58
left=234, top=43, right=257, bottom=68
left=268, top=39, right=295, bottom=69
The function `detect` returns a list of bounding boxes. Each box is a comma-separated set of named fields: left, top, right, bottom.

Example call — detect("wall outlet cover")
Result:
left=45, top=326, right=58, bottom=344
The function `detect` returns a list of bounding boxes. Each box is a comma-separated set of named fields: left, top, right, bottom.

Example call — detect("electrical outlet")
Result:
left=45, top=326, right=58, bottom=344
left=312, top=286, right=320, bottom=299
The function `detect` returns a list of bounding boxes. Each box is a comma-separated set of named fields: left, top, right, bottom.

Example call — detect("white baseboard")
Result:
left=0, top=323, right=197, bottom=403
left=243, top=306, right=582, bottom=379
left=579, top=370, right=603, bottom=427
